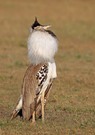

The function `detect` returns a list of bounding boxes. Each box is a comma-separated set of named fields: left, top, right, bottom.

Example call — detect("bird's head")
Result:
left=31, top=17, right=51, bottom=31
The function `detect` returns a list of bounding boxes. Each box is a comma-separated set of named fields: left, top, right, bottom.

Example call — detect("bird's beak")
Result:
left=43, top=25, right=51, bottom=30
left=34, top=25, right=51, bottom=30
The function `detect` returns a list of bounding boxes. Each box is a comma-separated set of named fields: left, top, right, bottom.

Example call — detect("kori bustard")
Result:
left=11, top=18, right=58, bottom=123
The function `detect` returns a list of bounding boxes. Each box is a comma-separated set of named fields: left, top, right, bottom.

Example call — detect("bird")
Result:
left=11, top=18, right=58, bottom=123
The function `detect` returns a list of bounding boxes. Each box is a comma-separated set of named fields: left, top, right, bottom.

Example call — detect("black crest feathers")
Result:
left=32, top=17, right=41, bottom=29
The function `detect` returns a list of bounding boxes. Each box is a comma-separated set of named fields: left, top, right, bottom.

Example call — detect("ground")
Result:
left=0, top=0, right=95, bottom=135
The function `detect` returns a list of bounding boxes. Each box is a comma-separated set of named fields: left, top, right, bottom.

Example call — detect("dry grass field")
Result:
left=0, top=0, right=95, bottom=134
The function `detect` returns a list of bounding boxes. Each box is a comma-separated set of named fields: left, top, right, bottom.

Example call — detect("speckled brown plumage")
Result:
left=22, top=63, right=53, bottom=120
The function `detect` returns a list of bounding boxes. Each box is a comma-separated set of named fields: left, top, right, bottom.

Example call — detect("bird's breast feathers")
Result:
left=28, top=30, right=58, bottom=65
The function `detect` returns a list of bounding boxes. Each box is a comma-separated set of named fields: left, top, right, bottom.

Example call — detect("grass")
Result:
left=0, top=0, right=95, bottom=134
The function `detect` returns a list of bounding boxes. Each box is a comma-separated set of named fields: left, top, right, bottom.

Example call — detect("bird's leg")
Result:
left=41, top=91, right=45, bottom=123
left=11, top=96, right=22, bottom=120
left=32, top=111, right=36, bottom=123
left=31, top=98, right=36, bottom=123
